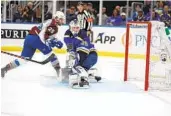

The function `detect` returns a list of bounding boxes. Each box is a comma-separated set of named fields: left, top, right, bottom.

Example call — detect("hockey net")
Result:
left=124, top=21, right=171, bottom=91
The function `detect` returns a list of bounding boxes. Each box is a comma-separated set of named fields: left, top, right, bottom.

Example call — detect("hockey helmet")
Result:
left=69, top=19, right=81, bottom=35
left=53, top=11, right=65, bottom=25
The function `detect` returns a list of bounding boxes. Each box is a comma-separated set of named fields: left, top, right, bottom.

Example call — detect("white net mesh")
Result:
left=126, top=21, right=171, bottom=91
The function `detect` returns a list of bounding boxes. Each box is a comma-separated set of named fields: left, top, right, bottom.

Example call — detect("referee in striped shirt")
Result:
left=77, top=2, right=94, bottom=42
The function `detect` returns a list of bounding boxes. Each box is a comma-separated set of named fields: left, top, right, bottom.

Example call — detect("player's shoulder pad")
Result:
left=79, top=29, right=87, bottom=37
left=65, top=29, right=72, bottom=35
left=29, top=26, right=41, bottom=35
left=64, top=29, right=72, bottom=37
left=50, top=19, right=57, bottom=26
left=76, top=29, right=88, bottom=41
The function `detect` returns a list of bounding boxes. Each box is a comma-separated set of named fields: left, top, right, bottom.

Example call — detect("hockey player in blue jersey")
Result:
left=1, top=11, right=65, bottom=78
left=62, top=19, right=101, bottom=88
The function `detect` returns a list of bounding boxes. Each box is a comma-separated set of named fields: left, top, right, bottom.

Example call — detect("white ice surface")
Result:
left=1, top=52, right=171, bottom=116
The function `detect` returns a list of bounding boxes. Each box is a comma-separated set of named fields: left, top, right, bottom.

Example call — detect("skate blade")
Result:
left=89, top=78, right=98, bottom=83
left=88, top=76, right=102, bottom=83
left=71, top=84, right=90, bottom=89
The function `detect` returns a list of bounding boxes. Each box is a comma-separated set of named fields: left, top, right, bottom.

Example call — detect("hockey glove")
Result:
left=66, top=52, right=77, bottom=67
left=54, top=40, right=63, bottom=49
left=46, top=37, right=63, bottom=49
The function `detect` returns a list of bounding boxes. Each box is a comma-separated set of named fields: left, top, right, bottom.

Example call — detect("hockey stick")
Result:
left=1, top=51, right=54, bottom=65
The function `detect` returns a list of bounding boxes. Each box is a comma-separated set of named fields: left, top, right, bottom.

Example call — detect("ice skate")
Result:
left=1, top=67, right=7, bottom=78
left=88, top=68, right=102, bottom=82
left=54, top=63, right=61, bottom=78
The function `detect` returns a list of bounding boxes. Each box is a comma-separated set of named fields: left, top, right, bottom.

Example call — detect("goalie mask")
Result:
left=69, top=19, right=81, bottom=36
left=53, top=11, right=65, bottom=25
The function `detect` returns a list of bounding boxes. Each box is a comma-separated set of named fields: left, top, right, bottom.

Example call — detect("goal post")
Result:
left=123, top=21, right=171, bottom=91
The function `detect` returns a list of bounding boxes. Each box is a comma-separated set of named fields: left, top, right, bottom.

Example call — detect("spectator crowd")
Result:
left=2, top=1, right=171, bottom=27
left=131, top=1, right=171, bottom=27
left=65, top=1, right=171, bottom=27
left=10, top=2, right=52, bottom=23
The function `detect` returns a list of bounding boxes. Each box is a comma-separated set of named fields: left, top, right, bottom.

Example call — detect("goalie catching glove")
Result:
left=66, top=51, right=77, bottom=68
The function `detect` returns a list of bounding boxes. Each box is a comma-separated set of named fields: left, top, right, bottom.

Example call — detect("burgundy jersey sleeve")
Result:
left=29, top=26, right=41, bottom=35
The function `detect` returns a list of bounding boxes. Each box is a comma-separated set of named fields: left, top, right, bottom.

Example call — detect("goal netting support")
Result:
left=124, top=21, right=171, bottom=91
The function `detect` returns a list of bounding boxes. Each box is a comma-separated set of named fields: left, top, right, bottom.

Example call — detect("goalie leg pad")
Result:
left=60, top=67, right=72, bottom=82
left=69, top=66, right=90, bottom=89
left=88, top=68, right=102, bottom=82
left=69, top=74, right=89, bottom=89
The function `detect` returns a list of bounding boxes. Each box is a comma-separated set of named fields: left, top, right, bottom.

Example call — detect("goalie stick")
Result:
left=1, top=51, right=54, bottom=65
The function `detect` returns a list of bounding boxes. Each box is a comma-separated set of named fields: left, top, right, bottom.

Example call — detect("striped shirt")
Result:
left=77, top=10, right=93, bottom=31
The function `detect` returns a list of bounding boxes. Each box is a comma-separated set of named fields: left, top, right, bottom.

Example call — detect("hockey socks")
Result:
left=1, top=59, right=20, bottom=78
left=50, top=55, right=61, bottom=77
